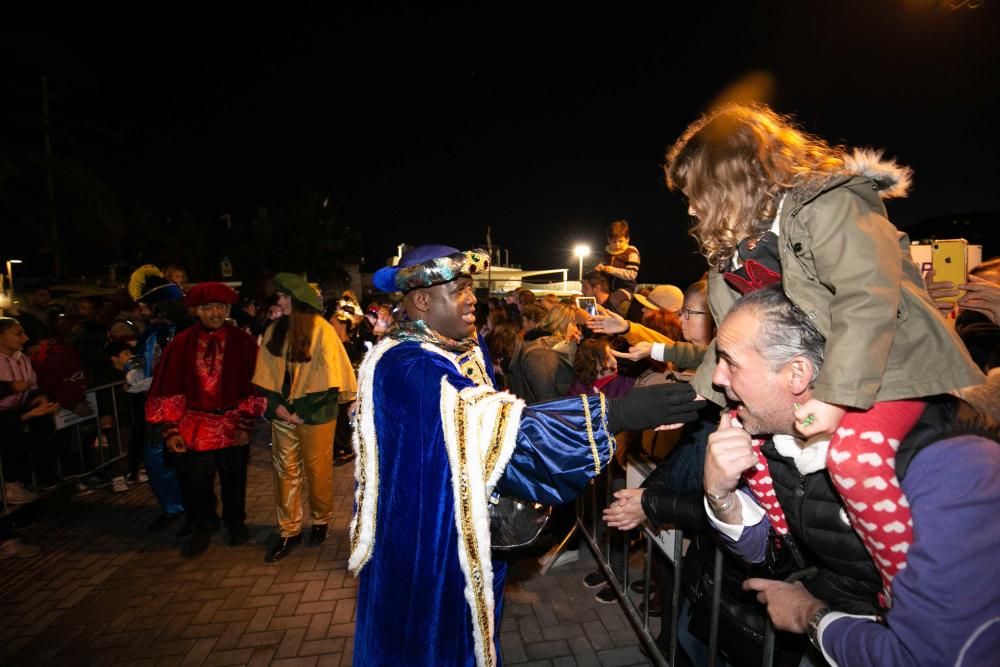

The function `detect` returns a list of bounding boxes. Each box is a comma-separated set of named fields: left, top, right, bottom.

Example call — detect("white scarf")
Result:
left=772, top=433, right=831, bottom=475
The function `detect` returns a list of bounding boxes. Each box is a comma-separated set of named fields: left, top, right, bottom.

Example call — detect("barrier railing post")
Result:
left=670, top=528, right=684, bottom=666
left=707, top=545, right=724, bottom=667
left=604, top=464, right=613, bottom=562
left=642, top=535, right=652, bottom=627
left=110, top=386, right=124, bottom=458
left=0, top=453, right=8, bottom=513
left=762, top=618, right=777, bottom=667
left=577, top=451, right=796, bottom=667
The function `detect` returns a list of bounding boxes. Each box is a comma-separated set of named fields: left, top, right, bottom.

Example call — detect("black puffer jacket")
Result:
left=764, top=440, right=882, bottom=614
left=765, top=396, right=999, bottom=614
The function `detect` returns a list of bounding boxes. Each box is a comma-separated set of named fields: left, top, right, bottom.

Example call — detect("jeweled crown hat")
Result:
left=373, top=245, right=490, bottom=294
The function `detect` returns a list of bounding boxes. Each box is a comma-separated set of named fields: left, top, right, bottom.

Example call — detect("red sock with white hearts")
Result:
left=826, top=400, right=925, bottom=594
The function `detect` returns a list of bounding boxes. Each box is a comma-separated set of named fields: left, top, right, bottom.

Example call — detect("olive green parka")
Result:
left=693, top=150, right=985, bottom=409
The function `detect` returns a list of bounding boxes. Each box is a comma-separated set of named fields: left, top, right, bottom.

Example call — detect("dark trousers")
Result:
left=127, top=393, right=147, bottom=476
left=333, top=411, right=351, bottom=456
left=1, top=411, right=56, bottom=485
left=174, top=445, right=249, bottom=531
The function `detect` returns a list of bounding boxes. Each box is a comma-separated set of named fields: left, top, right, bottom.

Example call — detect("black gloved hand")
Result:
left=640, top=491, right=707, bottom=532
left=606, top=383, right=705, bottom=434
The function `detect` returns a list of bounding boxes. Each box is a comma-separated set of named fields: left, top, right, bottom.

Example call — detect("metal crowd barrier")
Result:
left=1, top=380, right=130, bottom=514
left=574, top=453, right=779, bottom=667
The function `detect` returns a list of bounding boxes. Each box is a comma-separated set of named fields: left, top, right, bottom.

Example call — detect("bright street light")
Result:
left=573, top=245, right=590, bottom=283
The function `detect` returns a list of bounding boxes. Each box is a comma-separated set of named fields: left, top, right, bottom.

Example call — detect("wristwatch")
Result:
left=807, top=605, right=831, bottom=652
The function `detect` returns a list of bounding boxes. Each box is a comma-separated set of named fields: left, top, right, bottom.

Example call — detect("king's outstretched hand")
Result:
left=606, top=383, right=705, bottom=433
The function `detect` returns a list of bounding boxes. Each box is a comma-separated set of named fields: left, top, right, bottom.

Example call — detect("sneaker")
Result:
left=78, top=473, right=110, bottom=490
left=3, top=481, right=39, bottom=505
left=0, top=538, right=41, bottom=559
left=36, top=477, right=62, bottom=492
left=552, top=549, right=580, bottom=567
left=125, top=470, right=149, bottom=484
left=76, top=474, right=110, bottom=495
left=111, top=476, right=129, bottom=493
left=594, top=585, right=617, bottom=604
left=542, top=548, right=579, bottom=569
left=583, top=570, right=606, bottom=589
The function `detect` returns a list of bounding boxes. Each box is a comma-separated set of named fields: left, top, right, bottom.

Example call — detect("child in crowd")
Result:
left=568, top=337, right=636, bottom=399
left=594, top=219, right=641, bottom=314
left=93, top=341, right=137, bottom=493
left=666, top=103, right=984, bottom=599
left=0, top=317, right=60, bottom=505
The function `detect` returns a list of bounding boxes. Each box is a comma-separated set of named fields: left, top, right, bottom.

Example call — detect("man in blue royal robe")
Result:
left=349, top=245, right=703, bottom=666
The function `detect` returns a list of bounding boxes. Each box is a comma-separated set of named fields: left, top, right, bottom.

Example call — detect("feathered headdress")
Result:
left=128, top=265, right=184, bottom=304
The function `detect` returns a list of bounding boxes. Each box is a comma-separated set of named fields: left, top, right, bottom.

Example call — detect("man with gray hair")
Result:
left=703, top=285, right=999, bottom=666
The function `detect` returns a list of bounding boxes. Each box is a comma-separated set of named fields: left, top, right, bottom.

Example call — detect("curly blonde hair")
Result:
left=665, top=103, right=844, bottom=268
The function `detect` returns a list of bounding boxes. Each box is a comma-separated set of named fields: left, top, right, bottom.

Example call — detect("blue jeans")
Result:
left=144, top=432, right=184, bottom=515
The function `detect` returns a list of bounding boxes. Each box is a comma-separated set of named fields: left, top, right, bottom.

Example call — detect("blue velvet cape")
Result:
left=352, top=341, right=615, bottom=666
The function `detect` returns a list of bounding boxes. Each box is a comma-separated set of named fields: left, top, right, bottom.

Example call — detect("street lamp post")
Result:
left=573, top=245, right=590, bottom=283
left=6, top=259, right=22, bottom=297
left=1, top=259, right=20, bottom=316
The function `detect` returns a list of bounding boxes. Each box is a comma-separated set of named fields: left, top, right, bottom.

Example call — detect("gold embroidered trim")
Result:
left=599, top=392, right=615, bottom=459
left=484, top=402, right=512, bottom=481
left=454, top=393, right=495, bottom=667
left=457, top=349, right=492, bottom=388
left=582, top=395, right=601, bottom=475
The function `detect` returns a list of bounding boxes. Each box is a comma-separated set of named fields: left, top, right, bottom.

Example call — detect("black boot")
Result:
left=148, top=512, right=183, bottom=532
left=308, top=524, right=328, bottom=546
left=266, top=534, right=301, bottom=562
left=176, top=519, right=194, bottom=538
left=333, top=451, right=356, bottom=467
left=182, top=521, right=220, bottom=559
left=228, top=523, right=250, bottom=546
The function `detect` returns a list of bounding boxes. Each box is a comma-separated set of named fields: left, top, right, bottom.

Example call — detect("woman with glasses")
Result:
left=587, top=280, right=715, bottom=367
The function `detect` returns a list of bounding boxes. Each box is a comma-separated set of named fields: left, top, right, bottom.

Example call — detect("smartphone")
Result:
left=575, top=296, right=598, bottom=317
left=931, top=239, right=968, bottom=302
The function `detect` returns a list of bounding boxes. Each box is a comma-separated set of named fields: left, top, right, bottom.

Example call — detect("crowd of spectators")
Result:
left=1, top=142, right=999, bottom=664
left=0, top=268, right=393, bottom=559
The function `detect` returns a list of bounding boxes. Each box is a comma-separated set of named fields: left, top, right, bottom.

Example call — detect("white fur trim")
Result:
left=347, top=337, right=400, bottom=575
left=844, top=148, right=912, bottom=199
left=440, top=378, right=502, bottom=667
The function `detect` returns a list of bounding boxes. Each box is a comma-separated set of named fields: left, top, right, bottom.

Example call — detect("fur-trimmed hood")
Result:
left=786, top=148, right=913, bottom=209
left=842, top=148, right=912, bottom=199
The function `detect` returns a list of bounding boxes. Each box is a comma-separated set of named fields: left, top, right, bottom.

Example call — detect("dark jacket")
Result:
left=507, top=335, right=576, bottom=404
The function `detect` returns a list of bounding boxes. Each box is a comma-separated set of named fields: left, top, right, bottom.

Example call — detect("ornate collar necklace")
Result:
left=386, top=320, right=477, bottom=354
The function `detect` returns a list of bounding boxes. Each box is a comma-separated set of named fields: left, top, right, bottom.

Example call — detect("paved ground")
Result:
left=0, top=441, right=652, bottom=666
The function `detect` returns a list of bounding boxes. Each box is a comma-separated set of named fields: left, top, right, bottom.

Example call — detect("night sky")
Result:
left=4, top=1, right=999, bottom=287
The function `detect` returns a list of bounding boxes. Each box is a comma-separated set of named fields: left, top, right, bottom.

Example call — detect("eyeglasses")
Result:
left=680, top=307, right=706, bottom=319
